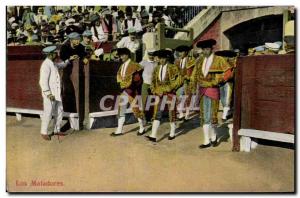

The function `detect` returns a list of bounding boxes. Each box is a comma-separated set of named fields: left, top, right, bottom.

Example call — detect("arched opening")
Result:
left=224, top=14, right=283, bottom=54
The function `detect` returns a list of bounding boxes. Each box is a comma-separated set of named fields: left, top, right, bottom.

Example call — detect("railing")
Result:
left=173, top=6, right=206, bottom=28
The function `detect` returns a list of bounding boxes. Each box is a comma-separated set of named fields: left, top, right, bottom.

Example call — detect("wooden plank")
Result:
left=89, top=109, right=133, bottom=118
left=255, top=85, right=294, bottom=103
left=84, top=61, right=90, bottom=129
left=255, top=70, right=294, bottom=87
left=6, top=107, right=78, bottom=118
left=238, top=129, right=294, bottom=143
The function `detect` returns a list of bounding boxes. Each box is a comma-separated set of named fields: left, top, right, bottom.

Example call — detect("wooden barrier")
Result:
left=232, top=54, right=295, bottom=151
left=7, top=46, right=81, bottom=129
left=7, top=45, right=120, bottom=130
left=7, top=46, right=44, bottom=110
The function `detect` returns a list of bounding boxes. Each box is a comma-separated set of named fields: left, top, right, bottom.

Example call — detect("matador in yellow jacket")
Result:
left=112, top=47, right=146, bottom=136
left=146, top=49, right=183, bottom=142
left=191, top=39, right=232, bottom=149
left=174, top=45, right=196, bottom=121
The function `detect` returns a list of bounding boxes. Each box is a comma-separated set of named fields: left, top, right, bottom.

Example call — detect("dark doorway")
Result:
left=224, top=15, right=283, bottom=54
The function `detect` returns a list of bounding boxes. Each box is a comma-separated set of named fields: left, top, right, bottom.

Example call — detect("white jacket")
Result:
left=116, top=36, right=140, bottom=53
left=39, top=58, right=62, bottom=101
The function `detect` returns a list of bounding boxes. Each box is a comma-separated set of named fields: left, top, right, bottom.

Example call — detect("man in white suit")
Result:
left=39, top=46, right=76, bottom=141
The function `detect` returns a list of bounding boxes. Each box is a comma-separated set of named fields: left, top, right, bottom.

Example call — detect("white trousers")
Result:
left=40, top=96, right=63, bottom=135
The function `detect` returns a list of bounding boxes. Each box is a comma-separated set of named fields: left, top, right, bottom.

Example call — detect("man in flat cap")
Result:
left=191, top=39, right=232, bottom=149
left=60, top=32, right=88, bottom=65
left=34, top=7, right=48, bottom=26
left=112, top=47, right=146, bottom=136
left=214, top=50, right=238, bottom=121
left=59, top=32, right=88, bottom=130
left=39, top=46, right=77, bottom=140
left=139, top=49, right=157, bottom=123
left=175, top=45, right=195, bottom=121
left=116, top=27, right=140, bottom=54
left=81, top=30, right=94, bottom=57
left=147, top=49, right=183, bottom=142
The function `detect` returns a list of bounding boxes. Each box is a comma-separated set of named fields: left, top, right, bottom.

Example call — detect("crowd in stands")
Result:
left=7, top=6, right=205, bottom=45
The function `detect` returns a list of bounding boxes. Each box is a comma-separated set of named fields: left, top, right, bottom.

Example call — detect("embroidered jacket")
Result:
left=116, top=60, right=143, bottom=90
left=150, top=63, right=183, bottom=95
left=191, top=54, right=232, bottom=89
left=174, top=57, right=196, bottom=80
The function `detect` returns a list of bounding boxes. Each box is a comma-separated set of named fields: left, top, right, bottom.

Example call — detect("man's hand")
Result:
left=47, top=94, right=55, bottom=101
left=69, top=55, right=79, bottom=61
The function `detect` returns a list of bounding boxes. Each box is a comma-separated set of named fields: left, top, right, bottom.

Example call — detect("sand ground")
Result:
left=6, top=115, right=294, bottom=192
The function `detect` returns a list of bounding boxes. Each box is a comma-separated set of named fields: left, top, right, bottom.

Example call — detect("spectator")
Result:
left=59, top=32, right=88, bottom=130
left=22, top=6, right=35, bottom=25
left=48, top=24, right=62, bottom=44
left=111, top=6, right=119, bottom=19
left=101, top=8, right=117, bottom=41
left=140, top=9, right=152, bottom=34
left=90, top=14, right=108, bottom=42
left=121, top=7, right=143, bottom=35
left=65, top=17, right=81, bottom=34
left=116, top=11, right=125, bottom=36
left=81, top=30, right=95, bottom=58
left=44, top=6, right=55, bottom=20
left=116, top=27, right=140, bottom=54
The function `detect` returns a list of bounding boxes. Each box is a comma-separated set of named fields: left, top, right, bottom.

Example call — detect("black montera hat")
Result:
left=117, top=48, right=131, bottom=56
left=196, top=39, right=216, bottom=49
left=175, top=45, right=192, bottom=52
left=157, top=49, right=173, bottom=59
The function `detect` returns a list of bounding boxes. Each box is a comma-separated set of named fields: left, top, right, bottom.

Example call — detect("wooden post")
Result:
left=282, top=9, right=289, bottom=43
left=156, top=23, right=165, bottom=49
left=84, top=61, right=90, bottom=129
left=70, top=59, right=82, bottom=130
left=232, top=57, right=243, bottom=151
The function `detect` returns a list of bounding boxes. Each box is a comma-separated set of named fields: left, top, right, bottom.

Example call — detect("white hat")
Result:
left=265, top=42, right=280, bottom=51
left=65, top=18, right=75, bottom=26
